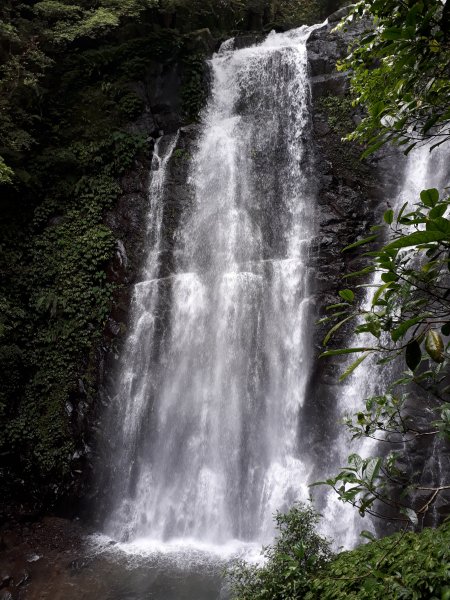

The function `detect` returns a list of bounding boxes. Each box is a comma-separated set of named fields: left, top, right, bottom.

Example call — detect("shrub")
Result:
left=227, top=503, right=332, bottom=600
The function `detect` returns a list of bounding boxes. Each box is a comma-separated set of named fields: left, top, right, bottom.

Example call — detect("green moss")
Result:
left=319, top=94, right=355, bottom=135
left=181, top=51, right=208, bottom=121
left=173, top=147, right=191, bottom=161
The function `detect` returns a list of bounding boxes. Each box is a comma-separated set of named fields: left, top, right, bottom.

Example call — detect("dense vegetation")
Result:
left=321, top=0, right=450, bottom=527
left=0, top=1, right=345, bottom=509
left=3, top=0, right=448, bottom=596
left=228, top=504, right=450, bottom=600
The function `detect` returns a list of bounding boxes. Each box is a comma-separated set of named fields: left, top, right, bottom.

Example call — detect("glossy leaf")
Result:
left=320, top=347, right=374, bottom=358
left=339, top=289, right=355, bottom=302
left=391, top=316, right=425, bottom=342
left=420, top=188, right=439, bottom=208
left=385, top=230, right=449, bottom=250
left=342, top=234, right=378, bottom=252
left=441, top=322, right=450, bottom=336
left=425, top=330, right=445, bottom=363
left=323, top=314, right=356, bottom=346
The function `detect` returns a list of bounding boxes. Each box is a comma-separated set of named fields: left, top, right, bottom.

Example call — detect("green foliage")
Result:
left=0, top=155, right=14, bottom=183
left=35, top=0, right=159, bottom=44
left=229, top=506, right=450, bottom=600
left=306, top=520, right=450, bottom=599
left=319, top=94, right=355, bottom=135
left=337, top=0, right=450, bottom=154
left=182, top=52, right=208, bottom=121
left=321, top=188, right=450, bottom=523
left=227, top=503, right=332, bottom=600
left=156, top=0, right=341, bottom=33
left=0, top=8, right=161, bottom=500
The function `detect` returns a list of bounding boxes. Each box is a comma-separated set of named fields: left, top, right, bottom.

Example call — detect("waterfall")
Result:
left=322, top=142, right=450, bottom=544
left=103, top=24, right=324, bottom=550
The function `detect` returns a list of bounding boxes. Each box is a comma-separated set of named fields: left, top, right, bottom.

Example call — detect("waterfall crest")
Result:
left=104, top=25, right=323, bottom=547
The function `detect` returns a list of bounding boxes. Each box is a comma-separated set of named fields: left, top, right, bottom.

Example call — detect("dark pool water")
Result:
left=20, top=537, right=262, bottom=600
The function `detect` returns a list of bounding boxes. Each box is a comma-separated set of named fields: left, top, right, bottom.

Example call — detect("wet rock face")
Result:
left=303, top=15, right=403, bottom=491
left=307, top=15, right=396, bottom=342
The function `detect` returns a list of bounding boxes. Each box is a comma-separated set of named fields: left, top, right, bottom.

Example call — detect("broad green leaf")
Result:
left=425, top=330, right=445, bottom=363
left=385, top=230, right=449, bottom=250
left=320, top=347, right=374, bottom=358
left=339, top=289, right=355, bottom=302
left=365, top=457, right=382, bottom=482
left=397, top=202, right=409, bottom=223
left=381, top=26, right=404, bottom=40
left=361, top=139, right=386, bottom=159
left=420, top=188, right=439, bottom=208
left=369, top=101, right=385, bottom=118
left=342, top=234, right=379, bottom=252
left=391, top=316, right=424, bottom=342
left=343, top=266, right=376, bottom=279
left=372, top=282, right=392, bottom=306
left=427, top=216, right=450, bottom=234
left=383, top=209, right=394, bottom=224
left=429, top=204, right=447, bottom=219
left=326, top=303, right=350, bottom=311
left=381, top=271, right=398, bottom=283
left=323, top=314, right=355, bottom=346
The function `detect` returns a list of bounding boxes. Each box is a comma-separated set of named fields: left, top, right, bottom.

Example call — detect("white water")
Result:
left=322, top=142, right=450, bottom=543
left=100, top=20, right=450, bottom=559
left=103, top=25, right=325, bottom=554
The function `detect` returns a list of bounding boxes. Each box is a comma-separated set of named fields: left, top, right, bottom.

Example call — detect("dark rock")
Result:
left=232, top=34, right=265, bottom=50
left=314, top=119, right=330, bottom=137
left=302, top=13, right=405, bottom=496
left=186, top=28, right=216, bottom=54
left=69, top=557, right=92, bottom=573
left=310, top=71, right=349, bottom=99
left=16, top=571, right=29, bottom=587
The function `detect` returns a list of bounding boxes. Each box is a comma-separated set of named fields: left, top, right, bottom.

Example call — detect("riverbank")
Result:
left=0, top=516, right=229, bottom=600
left=0, top=516, right=86, bottom=600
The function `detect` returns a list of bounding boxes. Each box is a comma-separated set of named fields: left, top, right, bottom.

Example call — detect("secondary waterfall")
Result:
left=103, top=25, right=324, bottom=548
left=322, top=142, right=450, bottom=544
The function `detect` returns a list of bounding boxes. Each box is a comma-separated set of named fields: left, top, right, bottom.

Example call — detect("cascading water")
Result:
left=322, top=142, right=450, bottom=544
left=103, top=24, right=325, bottom=551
